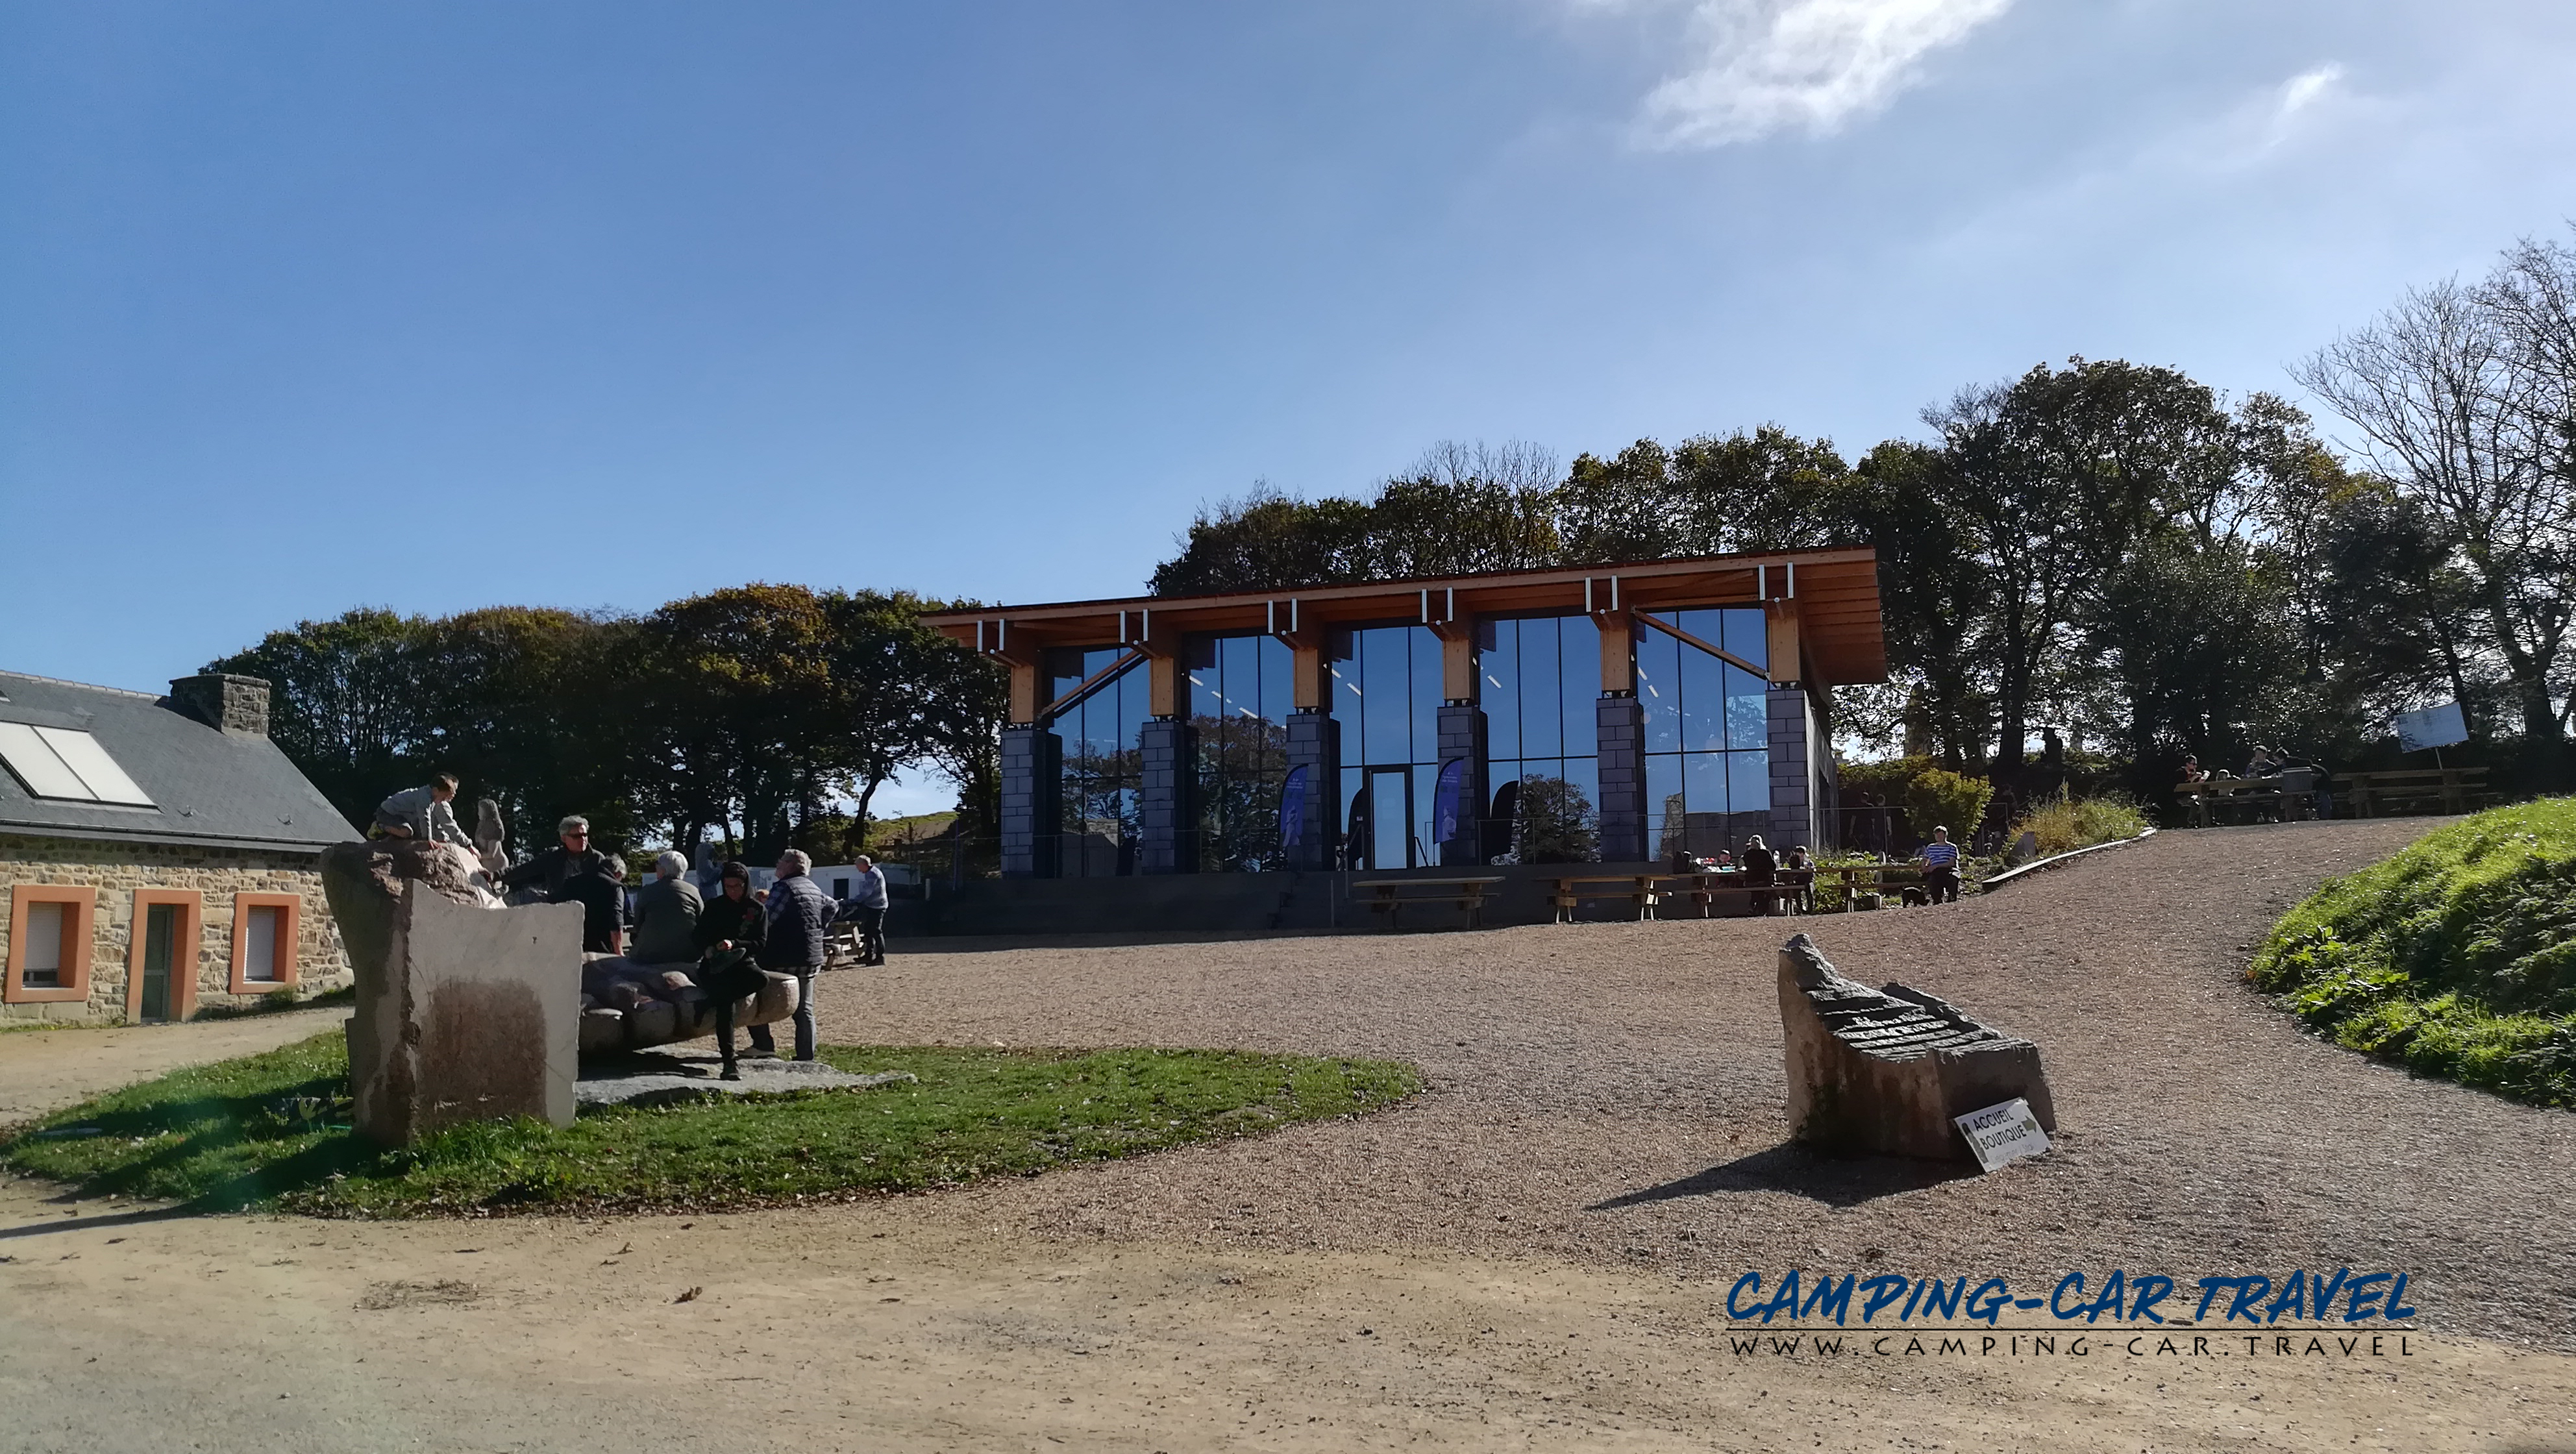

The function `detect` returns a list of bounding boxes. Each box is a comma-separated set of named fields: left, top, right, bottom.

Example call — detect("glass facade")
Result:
left=1187, top=632, right=1296, bottom=872
left=1635, top=607, right=1772, bottom=860
left=1032, top=602, right=1779, bottom=877
left=1328, top=624, right=1444, bottom=869
left=1478, top=615, right=1604, bottom=863
left=1046, top=646, right=1149, bottom=877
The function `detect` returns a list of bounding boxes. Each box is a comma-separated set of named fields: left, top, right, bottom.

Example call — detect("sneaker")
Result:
left=719, top=1066, right=741, bottom=1081
left=739, top=1046, right=777, bottom=1060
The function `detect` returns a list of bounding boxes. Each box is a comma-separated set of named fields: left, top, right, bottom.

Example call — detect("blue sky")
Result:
left=5, top=1, right=2573, bottom=811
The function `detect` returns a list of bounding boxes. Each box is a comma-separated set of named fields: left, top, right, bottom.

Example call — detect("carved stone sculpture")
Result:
left=1776, top=933, right=2055, bottom=1162
left=322, top=841, right=582, bottom=1146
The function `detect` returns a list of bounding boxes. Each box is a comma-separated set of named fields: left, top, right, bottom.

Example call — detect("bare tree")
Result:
left=2296, top=247, right=2576, bottom=778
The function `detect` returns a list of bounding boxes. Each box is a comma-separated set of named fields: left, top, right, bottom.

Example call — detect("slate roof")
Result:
left=0, top=670, right=356, bottom=854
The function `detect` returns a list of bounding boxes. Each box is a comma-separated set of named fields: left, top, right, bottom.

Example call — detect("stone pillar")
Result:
left=1283, top=709, right=1340, bottom=871
left=1136, top=717, right=1196, bottom=874
left=1435, top=703, right=1488, bottom=867
left=1595, top=694, right=1647, bottom=862
left=1000, top=725, right=1062, bottom=880
left=1766, top=685, right=1813, bottom=850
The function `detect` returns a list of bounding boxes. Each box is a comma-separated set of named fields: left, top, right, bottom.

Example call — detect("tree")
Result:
left=205, top=609, right=432, bottom=829
left=1920, top=359, right=2251, bottom=786
left=2297, top=247, right=2576, bottom=785
left=1150, top=441, right=1564, bottom=595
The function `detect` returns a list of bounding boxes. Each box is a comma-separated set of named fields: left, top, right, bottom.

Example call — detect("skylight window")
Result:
left=0, top=722, right=156, bottom=806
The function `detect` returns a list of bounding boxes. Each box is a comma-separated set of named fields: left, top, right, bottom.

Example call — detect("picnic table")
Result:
left=1352, top=876, right=1504, bottom=930
left=2335, top=767, right=2489, bottom=818
left=2174, top=775, right=2316, bottom=828
left=1548, top=874, right=1663, bottom=923
left=1657, top=870, right=1817, bottom=917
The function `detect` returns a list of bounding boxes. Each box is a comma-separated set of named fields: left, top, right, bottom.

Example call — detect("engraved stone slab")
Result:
left=1777, top=932, right=2056, bottom=1163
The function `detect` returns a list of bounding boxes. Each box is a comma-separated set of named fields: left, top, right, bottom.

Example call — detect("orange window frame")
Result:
left=228, top=891, right=303, bottom=994
left=5, top=885, right=97, bottom=1005
left=128, top=889, right=204, bottom=1021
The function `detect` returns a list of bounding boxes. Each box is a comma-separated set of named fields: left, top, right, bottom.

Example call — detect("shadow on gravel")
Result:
left=1590, top=1143, right=1977, bottom=1210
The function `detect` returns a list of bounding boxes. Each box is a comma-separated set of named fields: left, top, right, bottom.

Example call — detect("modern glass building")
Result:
left=923, top=550, right=1887, bottom=880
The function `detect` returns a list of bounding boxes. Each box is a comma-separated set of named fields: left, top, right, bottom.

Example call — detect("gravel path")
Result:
left=0, top=1007, right=344, bottom=1127
left=815, top=819, right=2576, bottom=1351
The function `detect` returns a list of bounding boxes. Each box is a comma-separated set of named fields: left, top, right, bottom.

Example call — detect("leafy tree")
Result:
left=1510, top=775, right=1598, bottom=863
left=1901, top=767, right=1995, bottom=843
left=206, top=609, right=432, bottom=830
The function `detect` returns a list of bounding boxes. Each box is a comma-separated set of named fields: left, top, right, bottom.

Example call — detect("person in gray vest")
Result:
left=748, top=848, right=834, bottom=1062
left=629, top=851, right=704, bottom=965
left=373, top=774, right=471, bottom=846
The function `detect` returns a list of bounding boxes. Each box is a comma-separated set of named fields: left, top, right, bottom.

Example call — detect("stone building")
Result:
left=1, top=669, right=355, bottom=1025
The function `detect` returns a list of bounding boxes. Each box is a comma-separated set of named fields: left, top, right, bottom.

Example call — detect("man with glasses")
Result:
left=501, top=815, right=605, bottom=904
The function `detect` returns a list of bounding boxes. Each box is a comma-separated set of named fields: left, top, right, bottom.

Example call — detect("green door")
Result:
left=139, top=904, right=175, bottom=1021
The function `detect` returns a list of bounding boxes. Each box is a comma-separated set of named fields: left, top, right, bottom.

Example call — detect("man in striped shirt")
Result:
left=1920, top=826, right=1962, bottom=904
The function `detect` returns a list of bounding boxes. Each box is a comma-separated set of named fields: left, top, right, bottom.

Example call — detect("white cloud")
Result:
left=1633, top=0, right=2015, bottom=149
left=2277, top=62, right=2345, bottom=119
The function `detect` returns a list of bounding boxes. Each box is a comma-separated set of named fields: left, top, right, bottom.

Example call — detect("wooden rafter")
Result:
left=1037, top=648, right=1148, bottom=726
left=1631, top=609, right=1770, bottom=681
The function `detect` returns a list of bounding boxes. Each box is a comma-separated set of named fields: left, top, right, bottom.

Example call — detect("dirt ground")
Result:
left=5, top=819, right=2574, bottom=1453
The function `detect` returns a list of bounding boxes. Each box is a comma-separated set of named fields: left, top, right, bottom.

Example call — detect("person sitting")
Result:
left=845, top=854, right=890, bottom=967
left=556, top=851, right=626, bottom=956
left=373, top=774, right=471, bottom=846
left=691, top=861, right=768, bottom=1080
left=501, top=816, right=601, bottom=903
left=629, top=850, right=704, bottom=965
left=1783, top=845, right=1816, bottom=912
left=1740, top=835, right=1777, bottom=887
left=1919, top=826, right=1962, bottom=904
left=2179, top=755, right=2207, bottom=784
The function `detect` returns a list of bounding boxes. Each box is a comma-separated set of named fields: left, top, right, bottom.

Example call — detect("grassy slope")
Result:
left=2249, top=799, right=2576, bottom=1107
left=0, top=1034, right=1419, bottom=1216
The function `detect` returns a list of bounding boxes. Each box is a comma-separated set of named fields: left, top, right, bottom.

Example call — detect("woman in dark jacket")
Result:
left=691, top=861, right=768, bottom=1079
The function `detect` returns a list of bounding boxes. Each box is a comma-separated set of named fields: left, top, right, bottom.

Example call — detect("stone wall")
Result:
left=0, top=832, right=351, bottom=1025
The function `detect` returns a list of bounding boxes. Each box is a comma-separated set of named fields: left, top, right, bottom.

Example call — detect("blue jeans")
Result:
left=746, top=968, right=817, bottom=1060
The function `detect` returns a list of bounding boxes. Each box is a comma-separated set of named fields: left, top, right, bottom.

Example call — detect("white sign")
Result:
left=2394, top=701, right=2469, bottom=753
left=1954, top=1098, right=2051, bottom=1173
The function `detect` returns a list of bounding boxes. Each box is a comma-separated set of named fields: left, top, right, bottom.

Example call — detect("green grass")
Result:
left=2248, top=798, right=2576, bottom=1108
left=0, top=1033, right=1420, bottom=1216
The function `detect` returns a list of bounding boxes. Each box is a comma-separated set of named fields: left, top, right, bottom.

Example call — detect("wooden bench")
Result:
left=2336, top=767, right=2488, bottom=818
left=1352, top=876, right=1503, bottom=930
left=1548, top=874, right=1662, bottom=923
left=1806, top=863, right=1922, bottom=910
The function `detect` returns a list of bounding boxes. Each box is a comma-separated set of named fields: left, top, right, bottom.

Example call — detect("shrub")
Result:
left=1903, top=768, right=1996, bottom=843
left=1839, top=756, right=1933, bottom=803
left=2009, top=795, right=2149, bottom=857
left=2248, top=798, right=2576, bottom=1108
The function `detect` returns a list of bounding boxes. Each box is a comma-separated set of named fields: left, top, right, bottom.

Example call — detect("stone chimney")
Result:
left=168, top=673, right=272, bottom=737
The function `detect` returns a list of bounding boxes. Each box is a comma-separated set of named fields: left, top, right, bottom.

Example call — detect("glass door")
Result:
left=139, top=903, right=175, bottom=1021
left=1369, top=768, right=1412, bottom=870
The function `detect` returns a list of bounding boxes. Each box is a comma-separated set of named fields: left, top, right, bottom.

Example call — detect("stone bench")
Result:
left=577, top=956, right=800, bottom=1057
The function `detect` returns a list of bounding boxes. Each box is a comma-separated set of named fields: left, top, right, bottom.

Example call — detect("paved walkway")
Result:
left=0, top=1008, right=343, bottom=1126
